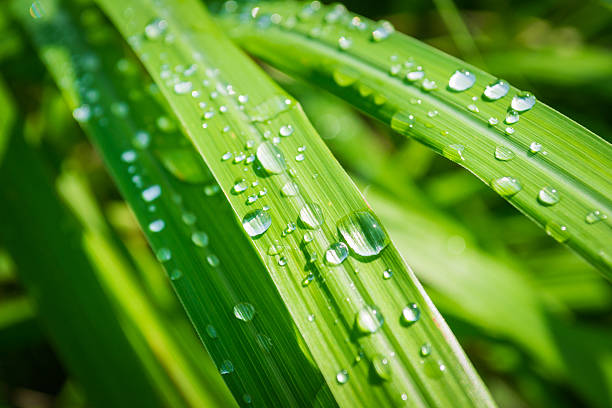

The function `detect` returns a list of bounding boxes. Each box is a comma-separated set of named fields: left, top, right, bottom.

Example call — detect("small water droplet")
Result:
left=191, top=231, right=209, bottom=247
left=249, top=95, right=293, bottom=122
left=505, top=110, right=520, bottom=124
left=467, top=103, right=479, bottom=113
left=336, top=370, right=349, bottom=384
left=586, top=210, right=606, bottom=224
left=121, top=150, right=137, bottom=163
left=169, top=269, right=182, bottom=281
left=281, top=181, right=299, bottom=197
left=505, top=126, right=515, bottom=135
left=442, top=144, right=465, bottom=162
left=72, top=105, right=91, bottom=122
left=206, top=324, right=217, bottom=338
left=372, top=20, right=394, bottom=41
left=233, top=178, right=249, bottom=194
left=204, top=184, right=220, bottom=196
left=144, top=18, right=168, bottom=40
left=420, top=343, right=432, bottom=357
left=279, top=124, right=294, bottom=137
left=337, top=210, right=389, bottom=257
left=332, top=67, right=359, bottom=87
left=448, top=69, right=476, bottom=92
left=421, top=78, right=437, bottom=91
left=372, top=355, right=392, bottom=380
left=545, top=221, right=569, bottom=243
left=257, top=141, right=286, bottom=174
left=495, top=146, right=515, bottom=161
left=325, top=242, right=349, bottom=265
left=356, top=305, right=384, bottom=333
left=233, top=302, right=255, bottom=322
left=488, top=117, right=499, bottom=126
left=29, top=1, right=45, bottom=19
left=538, top=186, right=560, bottom=206
left=390, top=111, right=415, bottom=133
left=173, top=81, right=192, bottom=95
left=302, top=274, right=314, bottom=287
left=142, top=185, right=162, bottom=202
left=338, top=36, right=352, bottom=50
left=156, top=248, right=171, bottom=262
left=490, top=177, right=522, bottom=197
left=483, top=79, right=509, bottom=101
left=299, top=202, right=324, bottom=229
left=383, top=269, right=393, bottom=280
left=242, top=209, right=272, bottom=237
left=406, top=69, right=425, bottom=82
left=529, top=142, right=542, bottom=153
left=278, top=256, right=288, bottom=266
left=511, top=91, right=536, bottom=112
left=220, top=360, right=234, bottom=375
left=148, top=219, right=165, bottom=232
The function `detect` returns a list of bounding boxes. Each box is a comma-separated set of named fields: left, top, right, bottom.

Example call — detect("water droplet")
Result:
left=307, top=313, right=315, bottom=322
left=390, top=111, right=415, bottom=133
left=169, top=269, right=182, bottom=281
left=281, top=181, right=299, bottom=197
left=295, top=153, right=305, bottom=162
left=233, top=302, right=255, bottom=322
left=545, top=221, right=569, bottom=243
left=420, top=343, right=432, bottom=357
left=372, top=354, right=392, bottom=380
left=220, top=360, right=234, bottom=374
left=504, top=110, right=520, bottom=124
left=427, top=110, right=439, bottom=118
left=383, top=269, right=393, bottom=280
left=442, top=144, right=465, bottom=162
left=303, top=232, right=314, bottom=243
left=336, top=369, right=349, bottom=384
left=401, top=303, right=420, bottom=325
left=144, top=18, right=168, bottom=40
left=191, top=231, right=209, bottom=247
left=421, top=78, right=437, bottom=91
left=406, top=69, right=425, bottom=82
left=483, top=79, right=509, bottom=101
left=206, top=324, right=217, bottom=339
left=156, top=248, right=171, bottom=262
left=332, top=67, right=359, bottom=87
left=527, top=143, right=542, bottom=155
left=204, top=184, right=220, bottom=196
left=424, top=360, right=446, bottom=378
left=121, top=150, right=137, bottom=163
left=448, top=69, right=476, bottom=92
left=467, top=103, right=479, bottom=113
left=279, top=125, right=294, bottom=137
left=257, top=141, right=286, bottom=174
left=586, top=210, right=606, bottom=224
left=338, top=36, right=352, bottom=50
left=488, top=117, right=499, bottom=126
left=511, top=91, right=536, bottom=112
left=302, top=274, right=314, bottom=287
left=133, top=131, right=150, bottom=149
left=356, top=305, right=384, bottom=333
left=233, top=178, right=249, bottom=194
left=148, top=219, right=165, bottom=232
left=72, top=105, right=91, bottom=122
left=249, top=95, right=293, bottom=122
left=505, top=126, right=515, bottom=135
left=372, top=20, right=394, bottom=41
left=29, top=1, right=45, bottom=19
left=490, top=177, right=522, bottom=197
left=537, top=186, right=560, bottom=206
left=338, top=211, right=388, bottom=257
left=325, top=242, right=349, bottom=265
left=142, top=185, right=162, bottom=202
left=299, top=202, right=324, bottom=229
left=242, top=209, right=272, bottom=237
left=495, top=146, right=515, bottom=161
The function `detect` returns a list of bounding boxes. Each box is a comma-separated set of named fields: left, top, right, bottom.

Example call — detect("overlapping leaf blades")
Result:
left=19, top=0, right=497, bottom=405
left=214, top=1, right=612, bottom=279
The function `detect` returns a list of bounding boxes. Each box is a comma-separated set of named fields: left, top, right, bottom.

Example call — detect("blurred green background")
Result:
left=1, top=0, right=611, bottom=407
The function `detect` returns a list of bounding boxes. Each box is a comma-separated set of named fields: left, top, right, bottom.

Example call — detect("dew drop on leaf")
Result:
left=401, top=303, right=420, bottom=325
left=490, top=177, right=522, bottom=197
left=483, top=79, right=509, bottom=101
left=242, top=209, right=272, bottom=237
left=511, top=91, right=536, bottom=112
left=325, top=242, right=349, bottom=265
left=233, top=302, right=255, bottom=322
left=505, top=110, right=520, bottom=124
left=356, top=305, right=384, bottom=333
left=337, top=210, right=389, bottom=257
left=448, top=69, right=476, bottom=92
left=494, top=146, right=515, bottom=161
left=545, top=221, right=569, bottom=243
left=585, top=210, right=606, bottom=224
left=191, top=231, right=209, bottom=247
left=256, top=141, right=286, bottom=174
left=372, top=355, right=392, bottom=380
left=299, top=202, right=324, bottom=229
left=537, top=186, right=560, bottom=206
left=336, top=369, right=349, bottom=384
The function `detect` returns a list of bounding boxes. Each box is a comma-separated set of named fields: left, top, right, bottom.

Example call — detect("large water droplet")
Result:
left=142, top=185, right=162, bottom=202
left=325, top=242, right=349, bottom=265
left=337, top=211, right=389, bottom=257
left=511, top=91, right=536, bottom=112
left=299, top=202, right=324, bottom=229
left=494, top=146, right=515, bottom=161
left=401, top=303, right=420, bottom=325
left=242, top=209, right=271, bottom=237
left=537, top=186, right=560, bottom=206
left=448, top=69, right=476, bottom=92
left=148, top=219, right=165, bottom=232
left=483, top=79, right=509, bottom=101
left=372, top=355, right=392, bottom=380
left=505, top=110, right=520, bottom=124
left=233, top=302, right=255, bottom=322
left=281, top=181, right=299, bottom=197
left=257, top=141, right=286, bottom=174
left=490, top=177, right=522, bottom=197
left=356, top=305, right=384, bottom=333
left=336, top=370, right=349, bottom=384
left=191, top=231, right=209, bottom=247
left=545, top=221, right=569, bottom=243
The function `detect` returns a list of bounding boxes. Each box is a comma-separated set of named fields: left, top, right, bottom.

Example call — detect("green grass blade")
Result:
left=20, top=0, right=498, bottom=405
left=214, top=2, right=612, bottom=278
